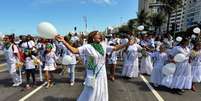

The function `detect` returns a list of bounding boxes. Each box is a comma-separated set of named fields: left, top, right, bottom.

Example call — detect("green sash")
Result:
left=90, top=43, right=104, bottom=56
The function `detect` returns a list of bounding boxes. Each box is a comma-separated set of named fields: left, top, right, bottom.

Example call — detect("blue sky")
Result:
left=0, top=0, right=138, bottom=35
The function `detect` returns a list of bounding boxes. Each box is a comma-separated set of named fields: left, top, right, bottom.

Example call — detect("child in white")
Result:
left=150, top=45, right=168, bottom=87
left=44, top=43, right=58, bottom=88
left=107, top=42, right=118, bottom=80
left=24, top=49, right=37, bottom=89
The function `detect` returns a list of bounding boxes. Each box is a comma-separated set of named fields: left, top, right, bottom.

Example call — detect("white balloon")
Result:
left=162, top=63, right=176, bottom=76
left=191, top=34, right=196, bottom=39
left=0, top=32, right=4, bottom=40
left=141, top=31, right=147, bottom=34
left=137, top=25, right=144, bottom=31
left=176, top=36, right=182, bottom=42
left=193, top=27, right=201, bottom=34
left=108, top=26, right=113, bottom=30
left=174, top=53, right=187, bottom=63
left=62, top=55, right=73, bottom=65
left=37, top=22, right=58, bottom=39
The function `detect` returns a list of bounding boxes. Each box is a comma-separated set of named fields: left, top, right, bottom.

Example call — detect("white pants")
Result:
left=8, top=63, right=20, bottom=84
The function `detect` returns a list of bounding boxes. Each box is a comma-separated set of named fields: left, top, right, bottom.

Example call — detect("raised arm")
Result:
left=113, top=39, right=133, bottom=51
left=55, top=35, right=79, bottom=54
left=113, top=44, right=127, bottom=51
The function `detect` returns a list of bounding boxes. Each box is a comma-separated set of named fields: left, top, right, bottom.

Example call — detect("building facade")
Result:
left=169, top=0, right=187, bottom=32
left=138, top=0, right=162, bottom=14
left=138, top=0, right=188, bottom=32
left=183, top=0, right=201, bottom=30
left=138, top=0, right=166, bottom=33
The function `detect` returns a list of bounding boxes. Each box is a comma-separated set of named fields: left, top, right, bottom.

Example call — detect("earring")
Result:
left=93, top=39, right=95, bottom=41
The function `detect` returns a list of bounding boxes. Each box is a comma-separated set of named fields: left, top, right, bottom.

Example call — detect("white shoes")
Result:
left=12, top=81, right=22, bottom=87
left=70, top=82, right=74, bottom=86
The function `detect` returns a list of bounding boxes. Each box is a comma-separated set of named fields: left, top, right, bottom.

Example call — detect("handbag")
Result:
left=85, top=75, right=96, bottom=88
left=84, top=64, right=104, bottom=88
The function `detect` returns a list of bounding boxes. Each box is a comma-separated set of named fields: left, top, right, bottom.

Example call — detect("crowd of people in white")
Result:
left=2, top=30, right=201, bottom=101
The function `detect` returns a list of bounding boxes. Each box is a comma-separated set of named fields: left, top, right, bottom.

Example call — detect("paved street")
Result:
left=2, top=0, right=201, bottom=101
left=0, top=62, right=201, bottom=101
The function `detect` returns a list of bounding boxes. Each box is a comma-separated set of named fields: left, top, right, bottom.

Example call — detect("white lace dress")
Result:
left=77, top=42, right=113, bottom=101
left=122, top=43, right=142, bottom=78
left=170, top=46, right=192, bottom=89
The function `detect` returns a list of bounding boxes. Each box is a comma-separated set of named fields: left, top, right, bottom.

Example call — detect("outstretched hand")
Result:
left=55, top=35, right=65, bottom=42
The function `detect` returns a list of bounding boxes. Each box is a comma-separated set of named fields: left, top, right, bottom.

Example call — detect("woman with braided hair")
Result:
left=56, top=31, right=131, bottom=101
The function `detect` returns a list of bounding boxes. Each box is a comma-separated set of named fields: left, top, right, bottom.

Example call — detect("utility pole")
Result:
left=83, top=16, right=88, bottom=33
left=120, top=17, right=123, bottom=27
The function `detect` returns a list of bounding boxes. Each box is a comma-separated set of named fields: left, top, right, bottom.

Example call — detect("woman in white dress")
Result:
left=3, top=35, right=22, bottom=86
left=170, top=39, right=192, bottom=91
left=139, top=36, right=154, bottom=75
left=122, top=37, right=142, bottom=78
left=190, top=42, right=201, bottom=91
left=150, top=45, right=168, bottom=87
left=56, top=31, right=130, bottom=101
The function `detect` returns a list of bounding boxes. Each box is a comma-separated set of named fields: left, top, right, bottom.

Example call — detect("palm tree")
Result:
left=159, top=0, right=182, bottom=32
left=137, top=9, right=150, bottom=26
left=118, top=25, right=130, bottom=32
left=150, top=13, right=166, bottom=33
left=127, top=18, right=138, bottom=31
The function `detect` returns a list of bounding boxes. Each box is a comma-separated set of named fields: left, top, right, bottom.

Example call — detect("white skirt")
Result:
left=192, top=65, right=201, bottom=82
left=122, top=59, right=139, bottom=78
left=140, top=56, right=153, bottom=75
left=150, top=66, right=163, bottom=85
left=161, top=75, right=173, bottom=88
left=77, top=74, right=108, bottom=101
left=44, top=64, right=56, bottom=71
left=170, top=62, right=192, bottom=89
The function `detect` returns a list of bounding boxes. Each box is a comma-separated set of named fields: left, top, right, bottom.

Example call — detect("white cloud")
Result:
left=92, top=0, right=112, bottom=4
left=103, top=0, right=112, bottom=4
left=31, top=0, right=115, bottom=6
left=32, top=0, right=67, bottom=5
left=80, top=0, right=114, bottom=5
left=80, top=0, right=88, bottom=4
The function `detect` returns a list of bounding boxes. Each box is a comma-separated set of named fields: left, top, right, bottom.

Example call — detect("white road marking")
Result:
left=19, top=82, right=47, bottom=101
left=0, top=63, right=7, bottom=67
left=140, top=75, right=165, bottom=101
left=0, top=68, right=8, bottom=72
left=0, top=63, right=7, bottom=72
